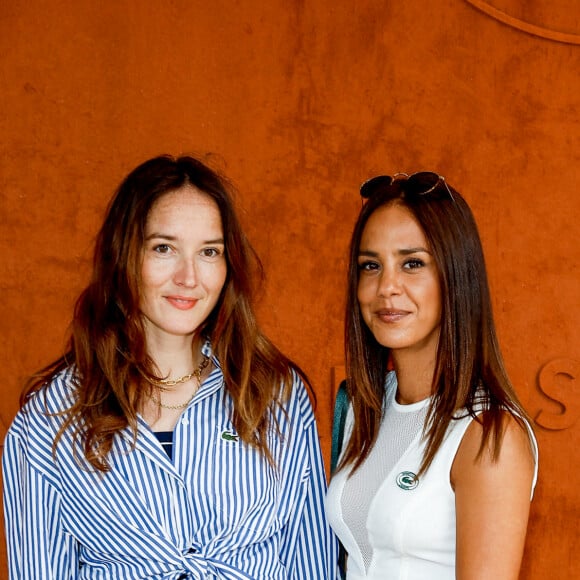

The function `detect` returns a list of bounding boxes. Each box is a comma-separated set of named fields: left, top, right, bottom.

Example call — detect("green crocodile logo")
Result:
left=221, top=430, right=239, bottom=442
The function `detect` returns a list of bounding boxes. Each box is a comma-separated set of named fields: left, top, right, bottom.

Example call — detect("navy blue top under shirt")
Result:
left=154, top=431, right=174, bottom=460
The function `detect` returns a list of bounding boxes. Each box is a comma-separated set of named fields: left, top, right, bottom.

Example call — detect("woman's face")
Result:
left=139, top=186, right=227, bottom=345
left=357, top=202, right=442, bottom=359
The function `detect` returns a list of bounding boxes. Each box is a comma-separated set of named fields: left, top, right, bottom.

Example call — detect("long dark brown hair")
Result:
left=23, top=155, right=304, bottom=471
left=341, top=176, right=531, bottom=475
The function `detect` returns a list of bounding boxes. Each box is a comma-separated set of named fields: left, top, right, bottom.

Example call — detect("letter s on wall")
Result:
left=535, top=358, right=580, bottom=430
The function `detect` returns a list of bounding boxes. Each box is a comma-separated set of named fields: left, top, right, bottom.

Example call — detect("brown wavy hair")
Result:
left=23, top=155, right=305, bottom=471
left=341, top=176, right=531, bottom=476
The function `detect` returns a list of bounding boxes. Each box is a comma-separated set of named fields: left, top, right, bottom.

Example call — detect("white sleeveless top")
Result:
left=325, top=372, right=538, bottom=580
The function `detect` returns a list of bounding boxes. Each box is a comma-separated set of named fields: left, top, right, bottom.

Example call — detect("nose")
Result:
left=174, top=257, right=197, bottom=287
left=377, top=266, right=401, bottom=298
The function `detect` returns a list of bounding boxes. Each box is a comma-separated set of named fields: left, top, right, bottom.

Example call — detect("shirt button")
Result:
left=181, top=417, right=189, bottom=426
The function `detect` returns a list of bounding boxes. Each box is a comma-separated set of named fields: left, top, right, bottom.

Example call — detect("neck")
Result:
left=147, top=333, right=203, bottom=379
left=391, top=348, right=436, bottom=405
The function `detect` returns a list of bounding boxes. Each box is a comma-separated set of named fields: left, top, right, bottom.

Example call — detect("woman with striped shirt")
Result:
left=3, top=155, right=338, bottom=579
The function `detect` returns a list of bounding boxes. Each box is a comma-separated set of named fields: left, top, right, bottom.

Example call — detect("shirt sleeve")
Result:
left=279, top=385, right=339, bottom=579
left=3, top=428, right=79, bottom=579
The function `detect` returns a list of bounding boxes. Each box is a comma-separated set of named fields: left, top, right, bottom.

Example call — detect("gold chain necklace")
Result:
left=148, top=355, right=210, bottom=409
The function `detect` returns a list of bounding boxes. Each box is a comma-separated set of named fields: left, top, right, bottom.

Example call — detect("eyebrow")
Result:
left=145, top=233, right=225, bottom=245
left=358, top=247, right=431, bottom=257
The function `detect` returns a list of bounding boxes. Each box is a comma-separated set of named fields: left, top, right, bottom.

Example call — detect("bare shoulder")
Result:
left=452, top=411, right=535, bottom=486
left=452, top=411, right=536, bottom=579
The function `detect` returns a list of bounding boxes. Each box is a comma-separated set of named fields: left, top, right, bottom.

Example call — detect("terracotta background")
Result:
left=1, top=1, right=579, bottom=578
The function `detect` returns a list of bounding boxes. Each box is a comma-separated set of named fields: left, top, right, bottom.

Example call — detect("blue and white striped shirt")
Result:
left=3, top=352, right=338, bottom=579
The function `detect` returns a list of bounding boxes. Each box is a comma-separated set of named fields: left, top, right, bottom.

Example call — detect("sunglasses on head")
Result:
left=360, top=171, right=455, bottom=202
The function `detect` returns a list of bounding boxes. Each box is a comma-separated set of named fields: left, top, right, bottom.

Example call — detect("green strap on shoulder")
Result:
left=331, top=379, right=350, bottom=578
left=331, top=379, right=349, bottom=474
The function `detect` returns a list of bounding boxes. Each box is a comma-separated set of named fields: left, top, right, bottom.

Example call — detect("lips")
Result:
left=165, top=296, right=199, bottom=310
left=375, top=308, right=409, bottom=323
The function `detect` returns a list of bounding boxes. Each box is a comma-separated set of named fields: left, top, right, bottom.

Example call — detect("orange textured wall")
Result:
left=1, top=1, right=578, bottom=578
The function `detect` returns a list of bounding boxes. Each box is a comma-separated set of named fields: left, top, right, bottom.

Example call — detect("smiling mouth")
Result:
left=166, top=296, right=199, bottom=310
left=376, top=309, right=409, bottom=322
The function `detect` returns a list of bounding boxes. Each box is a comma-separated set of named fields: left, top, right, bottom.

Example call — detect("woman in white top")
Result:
left=326, top=172, right=537, bottom=580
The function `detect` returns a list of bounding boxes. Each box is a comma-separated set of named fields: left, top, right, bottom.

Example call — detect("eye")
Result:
left=358, top=259, right=380, bottom=272
left=200, top=246, right=224, bottom=259
left=153, top=243, right=172, bottom=254
left=403, top=258, right=426, bottom=270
